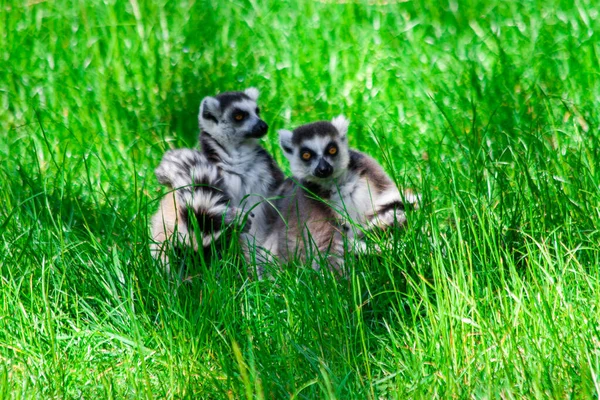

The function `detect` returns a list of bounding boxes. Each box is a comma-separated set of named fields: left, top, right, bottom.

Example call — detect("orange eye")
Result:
left=234, top=114, right=244, bottom=121
left=301, top=152, right=312, bottom=160
left=328, top=147, right=337, bottom=155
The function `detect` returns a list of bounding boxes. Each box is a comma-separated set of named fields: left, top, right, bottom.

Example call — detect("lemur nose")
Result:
left=251, top=120, right=268, bottom=137
left=314, top=159, right=333, bottom=178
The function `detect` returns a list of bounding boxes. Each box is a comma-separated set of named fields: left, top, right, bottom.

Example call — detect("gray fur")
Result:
left=150, top=88, right=284, bottom=266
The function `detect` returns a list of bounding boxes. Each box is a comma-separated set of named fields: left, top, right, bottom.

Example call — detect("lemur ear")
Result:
left=244, top=87, right=259, bottom=102
left=199, top=96, right=221, bottom=129
left=278, top=130, right=294, bottom=155
left=331, top=115, right=350, bottom=138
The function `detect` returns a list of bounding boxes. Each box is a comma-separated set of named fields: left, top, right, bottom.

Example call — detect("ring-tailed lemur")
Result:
left=262, top=116, right=416, bottom=274
left=150, top=88, right=284, bottom=266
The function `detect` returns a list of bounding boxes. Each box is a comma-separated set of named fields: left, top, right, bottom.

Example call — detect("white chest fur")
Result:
left=329, top=173, right=378, bottom=224
left=219, top=151, right=276, bottom=240
left=217, top=148, right=273, bottom=207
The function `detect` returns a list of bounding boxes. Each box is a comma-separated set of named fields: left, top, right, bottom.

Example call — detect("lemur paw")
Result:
left=370, top=208, right=407, bottom=229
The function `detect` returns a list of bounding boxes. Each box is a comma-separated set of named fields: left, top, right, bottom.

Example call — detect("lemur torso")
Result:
left=271, top=180, right=344, bottom=270
left=199, top=133, right=284, bottom=239
left=268, top=150, right=406, bottom=273
left=150, top=88, right=284, bottom=267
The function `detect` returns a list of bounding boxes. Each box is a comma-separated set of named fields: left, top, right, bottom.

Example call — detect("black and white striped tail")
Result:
left=155, top=149, right=237, bottom=249
left=368, top=189, right=420, bottom=229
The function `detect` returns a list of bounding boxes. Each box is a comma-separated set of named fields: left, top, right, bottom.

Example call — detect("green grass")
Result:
left=2, top=0, right=600, bottom=397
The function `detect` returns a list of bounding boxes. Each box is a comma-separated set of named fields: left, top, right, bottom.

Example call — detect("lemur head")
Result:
left=199, top=88, right=267, bottom=147
left=279, top=116, right=351, bottom=184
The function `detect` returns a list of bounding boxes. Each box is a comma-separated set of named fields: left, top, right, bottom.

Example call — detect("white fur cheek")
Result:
left=206, top=124, right=236, bottom=147
left=241, top=118, right=256, bottom=133
left=338, top=150, right=350, bottom=170
left=289, top=158, right=310, bottom=180
left=328, top=150, right=350, bottom=181
left=199, top=119, right=218, bottom=132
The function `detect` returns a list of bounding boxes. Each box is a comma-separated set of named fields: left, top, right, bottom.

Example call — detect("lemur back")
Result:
left=264, top=116, right=413, bottom=274
left=150, top=88, right=284, bottom=266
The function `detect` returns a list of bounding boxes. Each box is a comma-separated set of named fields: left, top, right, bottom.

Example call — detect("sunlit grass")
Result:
left=1, top=0, right=600, bottom=397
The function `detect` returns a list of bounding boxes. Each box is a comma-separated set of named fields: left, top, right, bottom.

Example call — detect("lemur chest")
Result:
left=218, top=156, right=273, bottom=205
left=329, top=175, right=378, bottom=223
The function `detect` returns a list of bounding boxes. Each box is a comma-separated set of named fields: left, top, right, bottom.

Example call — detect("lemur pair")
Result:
left=150, top=88, right=414, bottom=275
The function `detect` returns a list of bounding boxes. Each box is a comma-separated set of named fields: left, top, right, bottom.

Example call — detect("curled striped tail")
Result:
left=152, top=149, right=241, bottom=254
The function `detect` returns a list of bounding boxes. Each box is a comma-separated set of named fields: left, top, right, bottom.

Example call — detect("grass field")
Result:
left=2, top=0, right=600, bottom=397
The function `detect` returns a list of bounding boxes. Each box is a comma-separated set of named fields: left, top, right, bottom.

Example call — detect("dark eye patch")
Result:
left=325, top=142, right=338, bottom=156
left=299, top=147, right=315, bottom=162
left=231, top=108, right=249, bottom=122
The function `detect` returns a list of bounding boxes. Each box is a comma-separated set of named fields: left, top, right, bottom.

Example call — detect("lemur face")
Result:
left=198, top=87, right=268, bottom=147
left=279, top=116, right=351, bottom=184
